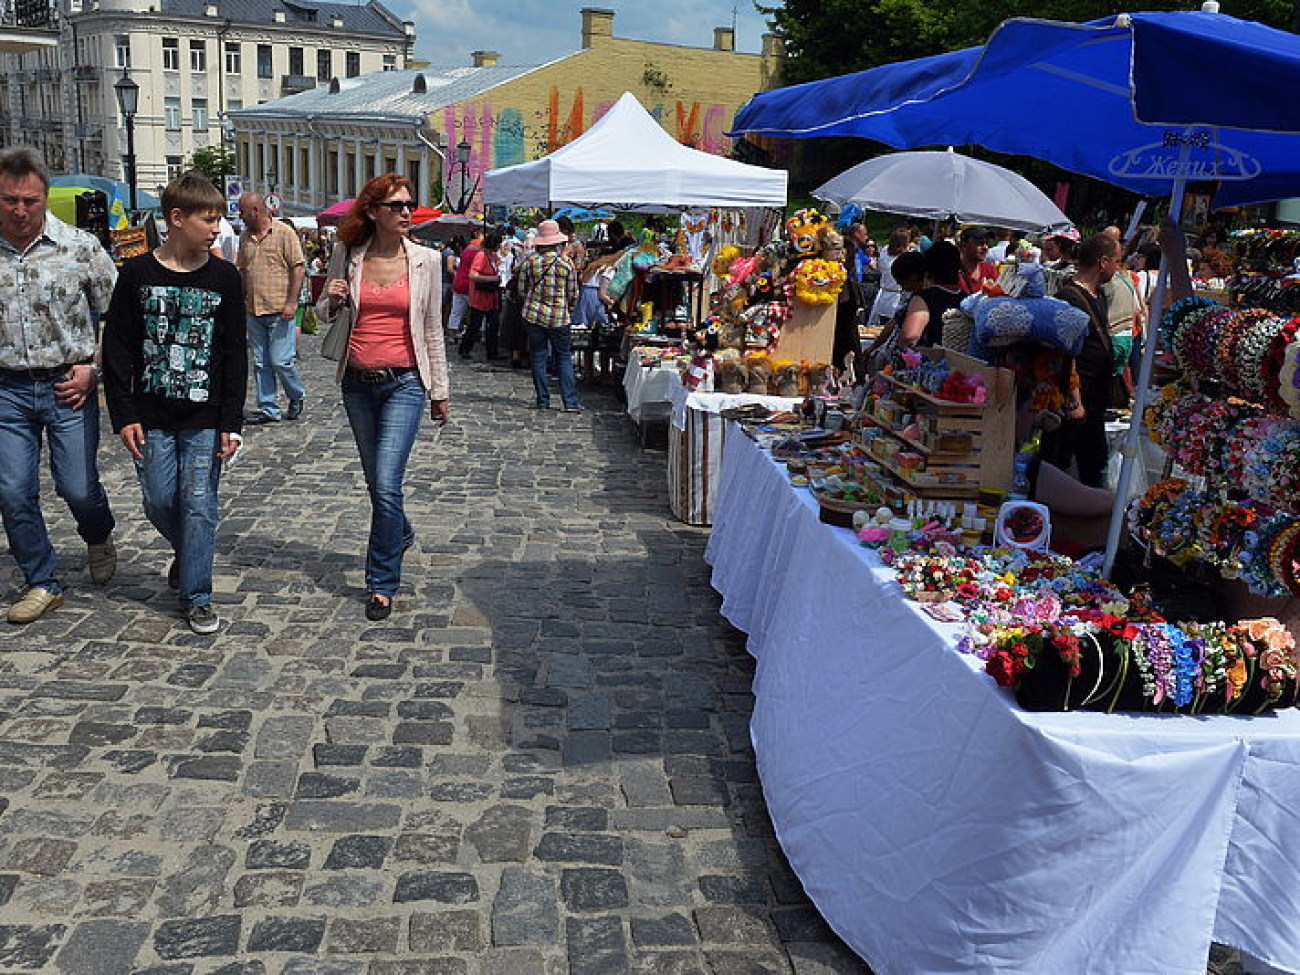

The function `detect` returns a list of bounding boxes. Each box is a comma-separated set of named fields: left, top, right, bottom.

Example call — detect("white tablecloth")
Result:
left=623, top=358, right=681, bottom=424
left=664, top=375, right=799, bottom=526
left=706, top=429, right=1300, bottom=975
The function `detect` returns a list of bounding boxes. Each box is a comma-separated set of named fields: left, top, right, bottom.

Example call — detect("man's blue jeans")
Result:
left=526, top=323, right=580, bottom=409
left=0, top=371, right=115, bottom=593
left=342, top=370, right=424, bottom=597
left=134, top=428, right=222, bottom=609
left=247, top=312, right=306, bottom=419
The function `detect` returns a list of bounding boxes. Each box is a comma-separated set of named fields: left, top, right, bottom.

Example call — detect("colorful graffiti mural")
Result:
left=440, top=87, right=736, bottom=183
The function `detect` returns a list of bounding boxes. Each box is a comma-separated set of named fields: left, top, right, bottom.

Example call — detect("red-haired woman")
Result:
left=317, top=174, right=450, bottom=621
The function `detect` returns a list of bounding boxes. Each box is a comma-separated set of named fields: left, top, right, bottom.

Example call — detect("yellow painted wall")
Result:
left=436, top=36, right=776, bottom=176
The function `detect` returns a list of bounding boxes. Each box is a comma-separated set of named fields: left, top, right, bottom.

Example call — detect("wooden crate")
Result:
left=867, top=347, right=1015, bottom=500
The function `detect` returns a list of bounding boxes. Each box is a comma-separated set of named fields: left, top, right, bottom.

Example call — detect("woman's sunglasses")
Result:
left=376, top=201, right=415, bottom=213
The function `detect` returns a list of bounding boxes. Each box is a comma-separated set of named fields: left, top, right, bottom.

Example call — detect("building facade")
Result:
left=229, top=7, right=784, bottom=215
left=0, top=0, right=412, bottom=191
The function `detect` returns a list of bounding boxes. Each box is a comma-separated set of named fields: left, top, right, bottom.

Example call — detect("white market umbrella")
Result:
left=813, top=148, right=1070, bottom=232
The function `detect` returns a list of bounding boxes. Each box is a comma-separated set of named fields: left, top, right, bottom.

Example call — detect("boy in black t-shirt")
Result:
left=102, top=172, right=247, bottom=634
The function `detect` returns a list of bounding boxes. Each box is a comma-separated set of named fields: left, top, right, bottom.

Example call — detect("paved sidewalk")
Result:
left=0, top=340, right=871, bottom=974
left=0, top=339, right=1247, bottom=975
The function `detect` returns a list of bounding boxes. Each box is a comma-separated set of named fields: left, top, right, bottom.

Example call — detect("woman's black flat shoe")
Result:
left=365, top=596, right=392, bottom=621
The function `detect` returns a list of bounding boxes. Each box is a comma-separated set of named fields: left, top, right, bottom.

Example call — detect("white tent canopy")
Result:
left=483, top=92, right=787, bottom=212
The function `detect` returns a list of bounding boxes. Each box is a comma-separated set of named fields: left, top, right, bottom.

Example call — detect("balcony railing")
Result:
left=71, top=64, right=99, bottom=82
left=33, top=67, right=56, bottom=82
left=73, top=122, right=102, bottom=139
left=280, top=73, right=316, bottom=94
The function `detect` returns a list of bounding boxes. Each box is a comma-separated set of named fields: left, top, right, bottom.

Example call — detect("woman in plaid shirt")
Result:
left=515, top=220, right=580, bottom=411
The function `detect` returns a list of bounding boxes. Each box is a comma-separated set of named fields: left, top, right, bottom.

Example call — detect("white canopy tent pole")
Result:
left=1101, top=128, right=1196, bottom=578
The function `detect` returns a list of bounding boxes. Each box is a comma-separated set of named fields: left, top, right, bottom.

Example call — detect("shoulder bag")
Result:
left=320, top=246, right=353, bottom=362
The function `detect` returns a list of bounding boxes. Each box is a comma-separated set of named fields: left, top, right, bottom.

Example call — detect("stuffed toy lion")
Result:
left=714, top=350, right=748, bottom=394
left=773, top=360, right=802, bottom=398
left=744, top=353, right=774, bottom=394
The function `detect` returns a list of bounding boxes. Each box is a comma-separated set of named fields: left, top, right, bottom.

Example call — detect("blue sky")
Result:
left=398, top=0, right=775, bottom=68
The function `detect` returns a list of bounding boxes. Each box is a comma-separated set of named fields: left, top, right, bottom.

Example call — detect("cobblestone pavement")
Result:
left=0, top=340, right=1247, bottom=975
left=0, top=340, right=872, bottom=975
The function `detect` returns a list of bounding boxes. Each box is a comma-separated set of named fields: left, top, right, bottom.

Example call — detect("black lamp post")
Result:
left=453, top=138, right=475, bottom=213
left=113, top=70, right=139, bottom=213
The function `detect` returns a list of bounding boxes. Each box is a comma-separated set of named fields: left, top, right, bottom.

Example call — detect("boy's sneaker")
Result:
left=185, top=605, right=220, bottom=635
left=167, top=559, right=179, bottom=590
left=286, top=399, right=304, bottom=420
left=87, top=537, right=117, bottom=585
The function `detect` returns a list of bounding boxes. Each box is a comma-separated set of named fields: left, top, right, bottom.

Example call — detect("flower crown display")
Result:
left=969, top=614, right=1298, bottom=715
left=1162, top=297, right=1299, bottom=414
left=1145, top=383, right=1300, bottom=513
left=882, top=541, right=1298, bottom=714
left=1127, top=478, right=1300, bottom=598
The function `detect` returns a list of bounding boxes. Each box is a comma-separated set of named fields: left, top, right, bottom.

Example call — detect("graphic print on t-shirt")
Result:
left=139, top=284, right=221, bottom=402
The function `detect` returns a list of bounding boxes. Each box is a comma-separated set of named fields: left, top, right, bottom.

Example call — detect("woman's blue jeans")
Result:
left=526, top=323, right=579, bottom=409
left=134, top=427, right=221, bottom=609
left=342, top=370, right=424, bottom=597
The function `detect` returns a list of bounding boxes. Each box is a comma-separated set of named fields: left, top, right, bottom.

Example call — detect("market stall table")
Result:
left=622, top=352, right=681, bottom=426
left=665, top=374, right=799, bottom=526
left=706, top=428, right=1300, bottom=975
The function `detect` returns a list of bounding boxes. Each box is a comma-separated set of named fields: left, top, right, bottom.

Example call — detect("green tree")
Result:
left=186, top=145, right=236, bottom=188
left=756, top=0, right=1295, bottom=85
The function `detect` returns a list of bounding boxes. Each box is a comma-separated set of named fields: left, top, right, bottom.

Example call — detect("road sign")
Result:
left=225, top=176, right=245, bottom=201
left=264, top=192, right=282, bottom=215
left=227, top=200, right=240, bottom=218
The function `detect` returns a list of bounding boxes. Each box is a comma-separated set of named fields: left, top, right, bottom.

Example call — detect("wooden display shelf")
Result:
left=864, top=347, right=1015, bottom=500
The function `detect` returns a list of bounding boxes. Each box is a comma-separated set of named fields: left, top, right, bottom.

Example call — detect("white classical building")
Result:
left=227, top=59, right=543, bottom=214
left=0, top=0, right=413, bottom=190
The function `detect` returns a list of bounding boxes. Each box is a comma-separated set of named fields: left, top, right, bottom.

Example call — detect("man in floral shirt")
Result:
left=0, top=148, right=118, bottom=623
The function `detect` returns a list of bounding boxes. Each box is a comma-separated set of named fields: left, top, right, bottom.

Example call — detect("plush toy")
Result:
left=784, top=209, right=830, bottom=257
left=792, top=258, right=847, bottom=305
left=818, top=227, right=845, bottom=257
left=714, top=350, right=748, bottom=394
left=774, top=360, right=802, bottom=398
left=711, top=244, right=743, bottom=278
left=744, top=353, right=774, bottom=394
left=809, top=361, right=838, bottom=398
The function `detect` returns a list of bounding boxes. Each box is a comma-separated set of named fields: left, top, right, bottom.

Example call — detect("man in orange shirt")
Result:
left=957, top=227, right=999, bottom=295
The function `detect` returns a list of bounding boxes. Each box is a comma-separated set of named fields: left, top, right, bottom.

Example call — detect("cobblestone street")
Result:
left=0, top=339, right=872, bottom=975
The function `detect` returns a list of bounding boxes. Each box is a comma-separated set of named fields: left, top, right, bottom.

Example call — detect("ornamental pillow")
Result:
left=963, top=293, right=1090, bottom=356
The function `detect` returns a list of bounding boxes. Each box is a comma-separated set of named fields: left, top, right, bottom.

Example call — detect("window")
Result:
left=382, top=54, right=396, bottom=71
left=227, top=98, right=243, bottom=112
left=189, top=39, right=206, bottom=72
left=166, top=155, right=184, bottom=179
left=192, top=97, right=207, bottom=131
left=225, top=41, right=240, bottom=73
left=164, top=97, right=181, bottom=131
left=288, top=46, right=303, bottom=76
left=162, top=37, right=179, bottom=71
left=257, top=44, right=272, bottom=79
left=346, top=51, right=360, bottom=77
left=114, top=34, right=130, bottom=69
left=316, top=48, right=330, bottom=81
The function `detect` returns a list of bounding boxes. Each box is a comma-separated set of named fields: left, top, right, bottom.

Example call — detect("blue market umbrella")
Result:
left=731, top=9, right=1300, bottom=209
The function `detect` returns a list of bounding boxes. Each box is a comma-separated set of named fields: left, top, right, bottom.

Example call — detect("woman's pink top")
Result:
left=348, top=274, right=417, bottom=369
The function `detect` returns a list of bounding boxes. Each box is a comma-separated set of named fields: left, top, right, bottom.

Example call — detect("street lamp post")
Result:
left=113, top=70, right=139, bottom=213
left=454, top=138, right=474, bottom=213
